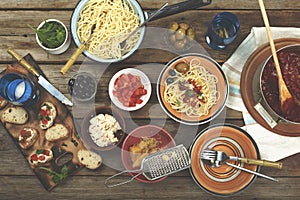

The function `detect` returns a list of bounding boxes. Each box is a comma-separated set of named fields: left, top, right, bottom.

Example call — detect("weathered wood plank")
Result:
left=0, top=1, right=299, bottom=199
left=0, top=10, right=299, bottom=63
left=0, top=175, right=299, bottom=199
left=0, top=0, right=298, bottom=10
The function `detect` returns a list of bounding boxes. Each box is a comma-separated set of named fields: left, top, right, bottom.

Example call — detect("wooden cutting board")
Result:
left=0, top=54, right=87, bottom=191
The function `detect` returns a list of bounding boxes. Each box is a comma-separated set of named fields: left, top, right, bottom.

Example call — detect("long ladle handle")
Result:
left=258, top=0, right=283, bottom=81
left=122, top=2, right=169, bottom=43
left=147, top=0, right=211, bottom=22
left=258, top=0, right=293, bottom=107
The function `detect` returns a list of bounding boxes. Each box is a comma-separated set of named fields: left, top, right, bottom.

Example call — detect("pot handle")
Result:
left=254, top=101, right=278, bottom=128
left=146, top=0, right=212, bottom=21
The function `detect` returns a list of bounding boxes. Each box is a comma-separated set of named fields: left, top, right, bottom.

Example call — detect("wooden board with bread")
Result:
left=0, top=54, right=102, bottom=191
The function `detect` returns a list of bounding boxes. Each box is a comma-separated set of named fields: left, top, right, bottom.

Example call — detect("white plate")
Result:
left=109, top=68, right=152, bottom=111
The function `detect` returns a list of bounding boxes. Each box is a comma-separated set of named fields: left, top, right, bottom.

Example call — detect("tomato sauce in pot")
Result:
left=261, top=49, right=300, bottom=123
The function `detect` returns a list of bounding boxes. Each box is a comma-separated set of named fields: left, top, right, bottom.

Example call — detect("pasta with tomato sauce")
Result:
left=164, top=58, right=219, bottom=117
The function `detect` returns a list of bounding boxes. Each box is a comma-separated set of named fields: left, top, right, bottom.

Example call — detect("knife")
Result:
left=7, top=48, right=73, bottom=106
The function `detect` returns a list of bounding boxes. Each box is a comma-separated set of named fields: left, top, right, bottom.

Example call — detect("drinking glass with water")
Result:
left=0, top=73, right=39, bottom=106
left=205, top=12, right=240, bottom=50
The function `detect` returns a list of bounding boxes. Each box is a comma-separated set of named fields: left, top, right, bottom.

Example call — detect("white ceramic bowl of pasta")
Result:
left=109, top=68, right=152, bottom=111
left=70, top=0, right=146, bottom=63
left=157, top=53, right=229, bottom=125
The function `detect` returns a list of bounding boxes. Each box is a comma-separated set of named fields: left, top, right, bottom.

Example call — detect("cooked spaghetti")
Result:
left=164, top=58, right=219, bottom=117
left=77, top=0, right=140, bottom=59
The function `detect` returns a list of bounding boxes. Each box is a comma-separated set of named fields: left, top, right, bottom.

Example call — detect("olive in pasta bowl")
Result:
left=157, top=53, right=229, bottom=125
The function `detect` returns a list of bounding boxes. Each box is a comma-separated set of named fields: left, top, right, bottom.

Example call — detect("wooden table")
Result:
left=0, top=0, right=299, bottom=199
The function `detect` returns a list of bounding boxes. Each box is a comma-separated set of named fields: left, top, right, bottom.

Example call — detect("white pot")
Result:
left=36, top=19, right=71, bottom=54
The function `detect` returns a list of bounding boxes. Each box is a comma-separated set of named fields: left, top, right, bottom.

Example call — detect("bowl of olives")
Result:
left=166, top=21, right=195, bottom=52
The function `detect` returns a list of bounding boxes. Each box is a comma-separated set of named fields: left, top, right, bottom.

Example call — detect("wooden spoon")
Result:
left=258, top=0, right=297, bottom=113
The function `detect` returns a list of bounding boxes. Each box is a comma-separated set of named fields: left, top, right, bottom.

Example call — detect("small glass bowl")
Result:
left=68, top=72, right=97, bottom=102
left=165, top=21, right=195, bottom=53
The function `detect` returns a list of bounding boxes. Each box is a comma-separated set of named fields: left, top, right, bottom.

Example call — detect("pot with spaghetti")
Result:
left=157, top=53, right=228, bottom=125
left=71, top=0, right=145, bottom=63
left=70, top=0, right=213, bottom=63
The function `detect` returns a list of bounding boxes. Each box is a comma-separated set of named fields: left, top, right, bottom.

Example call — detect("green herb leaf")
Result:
left=71, top=138, right=78, bottom=147
left=36, top=149, right=45, bottom=154
left=39, top=165, right=69, bottom=184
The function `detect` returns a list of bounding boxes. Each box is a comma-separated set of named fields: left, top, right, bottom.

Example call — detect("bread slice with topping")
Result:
left=77, top=149, right=102, bottom=169
left=45, top=124, right=69, bottom=142
left=19, top=127, right=39, bottom=149
left=29, top=149, right=53, bottom=166
left=38, top=102, right=56, bottom=129
left=2, top=106, right=28, bottom=124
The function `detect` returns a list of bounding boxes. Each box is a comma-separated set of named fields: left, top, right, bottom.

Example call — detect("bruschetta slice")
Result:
left=38, top=102, right=56, bottom=129
left=29, top=149, right=53, bottom=166
left=18, top=128, right=39, bottom=149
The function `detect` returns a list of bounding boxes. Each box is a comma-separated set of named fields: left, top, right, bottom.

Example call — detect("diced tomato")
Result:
left=44, top=150, right=50, bottom=156
left=21, top=129, right=28, bottom=137
left=38, top=155, right=46, bottom=161
left=31, top=154, right=38, bottom=161
left=42, top=119, right=48, bottom=125
left=113, top=73, right=147, bottom=107
left=40, top=109, right=47, bottom=116
left=46, top=109, right=51, bottom=115
left=136, top=99, right=143, bottom=104
left=132, top=88, right=147, bottom=97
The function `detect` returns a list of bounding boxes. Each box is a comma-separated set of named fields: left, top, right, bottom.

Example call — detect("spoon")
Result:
left=258, top=0, right=299, bottom=113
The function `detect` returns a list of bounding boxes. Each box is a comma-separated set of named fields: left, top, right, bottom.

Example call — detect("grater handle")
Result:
left=104, top=169, right=142, bottom=188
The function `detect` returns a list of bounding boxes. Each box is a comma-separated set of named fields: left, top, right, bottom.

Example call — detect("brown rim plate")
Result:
left=189, top=124, right=260, bottom=196
left=157, top=53, right=228, bottom=125
left=240, top=38, right=300, bottom=136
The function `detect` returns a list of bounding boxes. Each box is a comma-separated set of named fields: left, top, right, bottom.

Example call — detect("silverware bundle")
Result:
left=200, top=149, right=282, bottom=182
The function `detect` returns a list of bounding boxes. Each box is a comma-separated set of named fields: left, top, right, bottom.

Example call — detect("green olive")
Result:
left=179, top=22, right=190, bottom=31
left=174, top=40, right=185, bottom=50
left=169, top=33, right=177, bottom=44
left=175, top=62, right=190, bottom=74
left=186, top=28, right=195, bottom=41
left=175, top=28, right=186, bottom=40
left=168, top=22, right=179, bottom=34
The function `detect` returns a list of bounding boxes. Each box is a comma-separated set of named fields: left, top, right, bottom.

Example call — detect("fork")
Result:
left=201, top=149, right=283, bottom=169
left=200, top=149, right=278, bottom=182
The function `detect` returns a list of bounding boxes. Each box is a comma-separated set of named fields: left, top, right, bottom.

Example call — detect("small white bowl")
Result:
left=109, top=68, right=152, bottom=111
left=36, top=19, right=71, bottom=54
